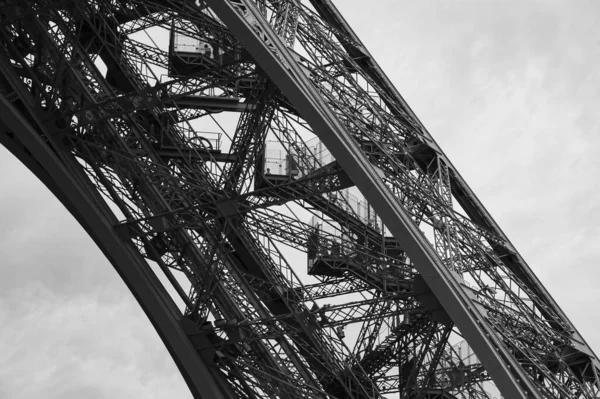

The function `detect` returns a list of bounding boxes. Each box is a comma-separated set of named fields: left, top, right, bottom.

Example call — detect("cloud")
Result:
left=337, top=0, right=600, bottom=357
left=0, top=147, right=191, bottom=399
left=1, top=1, right=599, bottom=398
left=0, top=267, right=191, bottom=399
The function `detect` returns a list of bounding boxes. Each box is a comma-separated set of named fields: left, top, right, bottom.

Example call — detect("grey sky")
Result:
left=1, top=1, right=599, bottom=398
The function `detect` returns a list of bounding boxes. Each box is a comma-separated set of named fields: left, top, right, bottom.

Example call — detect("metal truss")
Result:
left=1, top=0, right=598, bottom=398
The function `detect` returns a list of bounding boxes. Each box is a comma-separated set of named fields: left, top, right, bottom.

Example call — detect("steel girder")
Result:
left=202, top=1, right=534, bottom=398
left=0, top=95, right=234, bottom=399
left=200, top=0, right=600, bottom=398
left=1, top=1, right=599, bottom=399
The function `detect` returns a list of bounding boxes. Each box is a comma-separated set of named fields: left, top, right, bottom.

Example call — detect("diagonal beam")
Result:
left=0, top=94, right=232, bottom=399
left=202, top=1, right=540, bottom=398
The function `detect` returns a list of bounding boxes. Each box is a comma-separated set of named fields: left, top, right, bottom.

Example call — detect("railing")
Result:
left=449, top=339, right=479, bottom=367
left=173, top=31, right=214, bottom=58
left=263, top=145, right=293, bottom=176
left=178, top=126, right=222, bottom=152
left=262, top=138, right=394, bottom=238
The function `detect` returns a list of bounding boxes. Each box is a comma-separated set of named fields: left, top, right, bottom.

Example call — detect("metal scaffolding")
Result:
left=0, top=0, right=598, bottom=398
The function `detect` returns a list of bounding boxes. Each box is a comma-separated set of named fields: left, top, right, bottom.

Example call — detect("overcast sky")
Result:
left=1, top=1, right=599, bottom=398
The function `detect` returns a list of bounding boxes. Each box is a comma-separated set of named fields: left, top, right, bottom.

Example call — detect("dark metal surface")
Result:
left=0, top=95, right=231, bottom=399
left=1, top=1, right=598, bottom=398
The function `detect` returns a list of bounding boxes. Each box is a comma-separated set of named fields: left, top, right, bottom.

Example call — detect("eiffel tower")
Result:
left=1, top=1, right=598, bottom=398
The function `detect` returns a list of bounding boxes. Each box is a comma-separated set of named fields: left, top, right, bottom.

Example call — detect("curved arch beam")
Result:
left=0, top=95, right=229, bottom=399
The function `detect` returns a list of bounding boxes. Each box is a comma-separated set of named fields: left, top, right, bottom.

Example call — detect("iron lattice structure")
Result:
left=1, top=1, right=598, bottom=398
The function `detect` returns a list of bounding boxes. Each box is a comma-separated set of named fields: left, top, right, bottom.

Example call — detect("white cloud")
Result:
left=0, top=278, right=191, bottom=399
left=1, top=1, right=599, bottom=397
